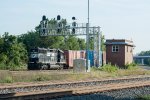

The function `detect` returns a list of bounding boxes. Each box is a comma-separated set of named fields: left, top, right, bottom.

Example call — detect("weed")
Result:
left=34, top=74, right=49, bottom=81
left=91, top=66, right=100, bottom=71
left=3, top=76, right=13, bottom=83
left=100, top=64, right=119, bottom=73
left=125, top=63, right=137, bottom=70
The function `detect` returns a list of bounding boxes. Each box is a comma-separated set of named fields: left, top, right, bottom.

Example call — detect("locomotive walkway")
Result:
left=0, top=75, right=150, bottom=100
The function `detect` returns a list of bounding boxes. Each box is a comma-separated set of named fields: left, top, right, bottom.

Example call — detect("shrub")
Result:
left=100, top=63, right=119, bottom=73
left=125, top=63, right=137, bottom=70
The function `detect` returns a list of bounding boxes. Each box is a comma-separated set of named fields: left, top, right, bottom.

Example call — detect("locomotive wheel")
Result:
left=63, top=64, right=68, bottom=69
left=58, top=64, right=63, bottom=70
left=27, top=66, right=32, bottom=70
left=48, top=65, right=51, bottom=70
left=39, top=64, right=48, bottom=70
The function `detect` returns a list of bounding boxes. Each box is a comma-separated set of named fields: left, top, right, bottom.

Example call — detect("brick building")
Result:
left=105, top=39, right=134, bottom=67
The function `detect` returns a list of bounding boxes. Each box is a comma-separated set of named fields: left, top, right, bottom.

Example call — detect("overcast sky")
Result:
left=0, top=0, right=150, bottom=54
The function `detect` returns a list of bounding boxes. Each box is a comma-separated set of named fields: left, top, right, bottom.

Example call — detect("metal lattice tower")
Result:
left=92, top=27, right=102, bottom=67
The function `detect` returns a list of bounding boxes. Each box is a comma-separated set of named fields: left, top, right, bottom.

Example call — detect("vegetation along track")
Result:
left=0, top=75, right=150, bottom=99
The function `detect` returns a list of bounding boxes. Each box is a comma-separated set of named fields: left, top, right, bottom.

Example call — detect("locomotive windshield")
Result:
left=30, top=52, right=38, bottom=58
left=29, top=48, right=39, bottom=58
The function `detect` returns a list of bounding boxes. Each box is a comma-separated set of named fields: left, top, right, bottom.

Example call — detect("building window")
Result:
left=112, top=45, right=119, bottom=52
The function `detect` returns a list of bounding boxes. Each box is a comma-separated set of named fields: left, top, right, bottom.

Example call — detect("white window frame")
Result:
left=112, top=45, right=119, bottom=52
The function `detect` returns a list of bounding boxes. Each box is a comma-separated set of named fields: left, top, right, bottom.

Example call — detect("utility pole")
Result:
left=86, top=0, right=90, bottom=72
left=88, top=0, right=90, bottom=24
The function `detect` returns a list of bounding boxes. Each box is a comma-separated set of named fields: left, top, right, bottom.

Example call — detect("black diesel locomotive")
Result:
left=28, top=47, right=67, bottom=70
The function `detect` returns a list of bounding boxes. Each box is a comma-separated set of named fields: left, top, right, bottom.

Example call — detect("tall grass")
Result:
left=91, top=64, right=150, bottom=77
left=3, top=76, right=13, bottom=83
left=0, top=64, right=149, bottom=83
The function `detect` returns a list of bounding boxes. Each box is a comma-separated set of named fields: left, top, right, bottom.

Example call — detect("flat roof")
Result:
left=105, top=39, right=135, bottom=47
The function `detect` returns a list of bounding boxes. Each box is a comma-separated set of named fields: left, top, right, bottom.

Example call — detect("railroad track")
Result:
left=0, top=75, right=150, bottom=100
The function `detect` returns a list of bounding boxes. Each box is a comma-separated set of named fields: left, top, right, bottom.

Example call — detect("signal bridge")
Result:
left=40, top=22, right=100, bottom=36
left=39, top=15, right=102, bottom=69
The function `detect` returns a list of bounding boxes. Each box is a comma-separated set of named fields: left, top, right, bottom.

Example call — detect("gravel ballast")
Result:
left=0, top=76, right=150, bottom=94
left=55, top=86, right=150, bottom=100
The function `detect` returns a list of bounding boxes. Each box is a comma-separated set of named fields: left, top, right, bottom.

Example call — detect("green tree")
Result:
left=64, top=36, right=80, bottom=50
left=78, top=38, right=86, bottom=50
left=0, top=32, right=27, bottom=70
left=18, top=31, right=40, bottom=52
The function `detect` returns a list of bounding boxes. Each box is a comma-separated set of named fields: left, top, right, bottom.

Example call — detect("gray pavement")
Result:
left=138, top=65, right=150, bottom=70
